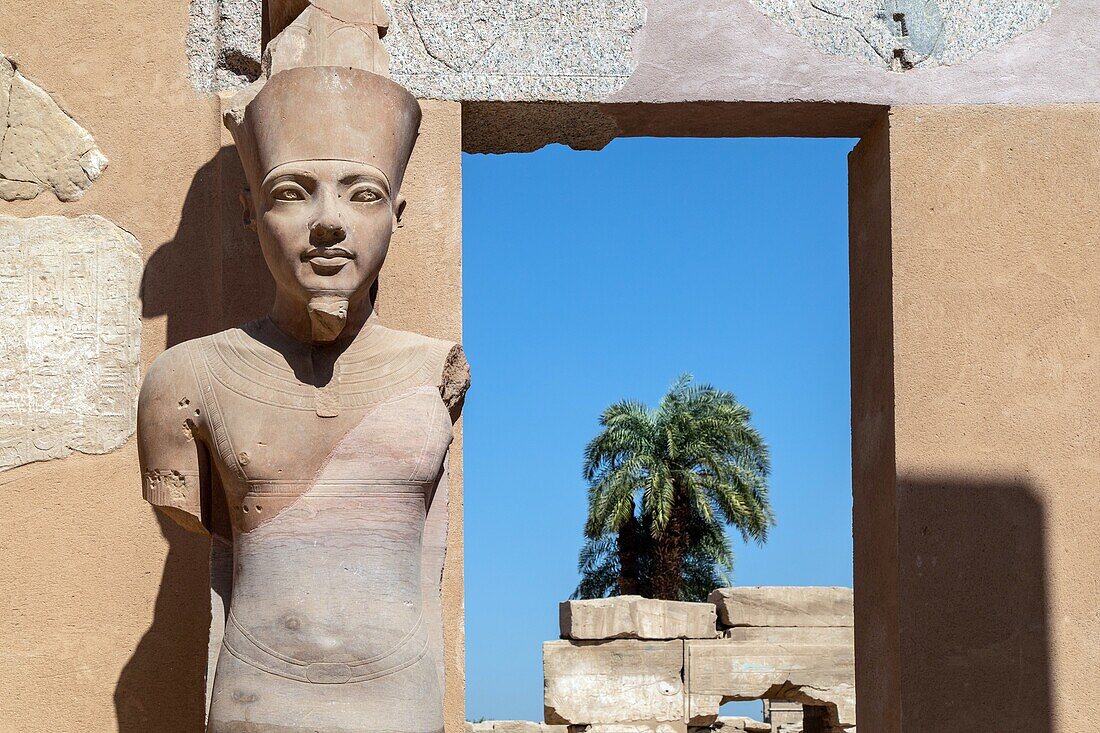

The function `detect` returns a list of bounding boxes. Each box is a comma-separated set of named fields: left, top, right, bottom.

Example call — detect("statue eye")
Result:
left=351, top=188, right=382, bottom=203
left=272, top=185, right=306, bottom=201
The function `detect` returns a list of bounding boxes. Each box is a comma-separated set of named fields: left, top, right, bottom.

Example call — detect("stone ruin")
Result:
left=525, top=587, right=854, bottom=733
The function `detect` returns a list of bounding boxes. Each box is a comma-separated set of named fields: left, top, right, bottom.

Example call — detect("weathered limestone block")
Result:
left=0, top=55, right=108, bottom=201
left=0, top=215, right=141, bottom=471
left=560, top=596, right=718, bottom=640
left=708, top=587, right=853, bottom=628
left=685, top=629, right=855, bottom=730
left=544, top=640, right=685, bottom=725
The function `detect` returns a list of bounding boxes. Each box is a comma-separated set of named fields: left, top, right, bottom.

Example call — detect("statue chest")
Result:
left=188, top=326, right=454, bottom=532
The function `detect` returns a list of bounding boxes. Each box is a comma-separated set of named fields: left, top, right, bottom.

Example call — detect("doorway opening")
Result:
left=462, top=136, right=857, bottom=730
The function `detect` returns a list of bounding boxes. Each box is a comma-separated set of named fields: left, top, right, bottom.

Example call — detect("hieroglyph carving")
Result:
left=0, top=215, right=141, bottom=471
left=0, top=54, right=108, bottom=201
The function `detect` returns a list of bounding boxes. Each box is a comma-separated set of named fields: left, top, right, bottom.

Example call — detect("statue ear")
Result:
left=239, top=189, right=257, bottom=232
left=393, top=195, right=407, bottom=232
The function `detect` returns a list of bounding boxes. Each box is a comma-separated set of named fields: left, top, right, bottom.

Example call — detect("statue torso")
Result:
left=187, top=318, right=455, bottom=732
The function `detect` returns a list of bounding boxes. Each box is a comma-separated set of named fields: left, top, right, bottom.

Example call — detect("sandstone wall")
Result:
left=850, top=106, right=1100, bottom=733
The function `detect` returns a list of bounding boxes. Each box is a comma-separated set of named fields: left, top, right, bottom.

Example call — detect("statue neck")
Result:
left=269, top=289, right=375, bottom=346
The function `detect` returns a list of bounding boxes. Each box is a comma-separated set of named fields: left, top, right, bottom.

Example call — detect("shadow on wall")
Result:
left=895, top=474, right=1052, bottom=733
left=117, top=146, right=273, bottom=731
left=113, top=513, right=211, bottom=732
left=140, top=146, right=275, bottom=349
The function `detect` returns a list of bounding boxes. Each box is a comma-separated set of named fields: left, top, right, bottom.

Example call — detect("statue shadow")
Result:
left=894, top=474, right=1054, bottom=732
left=115, top=146, right=271, bottom=732
left=114, top=514, right=211, bottom=731
left=140, top=146, right=274, bottom=348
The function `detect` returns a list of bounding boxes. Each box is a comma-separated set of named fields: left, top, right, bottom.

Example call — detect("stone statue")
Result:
left=137, top=64, right=468, bottom=732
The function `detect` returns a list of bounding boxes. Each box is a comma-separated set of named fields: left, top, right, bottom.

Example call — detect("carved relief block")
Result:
left=0, top=54, right=108, bottom=202
left=0, top=215, right=141, bottom=471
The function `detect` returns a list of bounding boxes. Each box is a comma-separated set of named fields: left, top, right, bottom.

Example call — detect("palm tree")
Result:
left=573, top=374, right=774, bottom=601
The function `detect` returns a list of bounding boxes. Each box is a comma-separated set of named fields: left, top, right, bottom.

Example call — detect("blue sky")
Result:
left=461, top=136, right=857, bottom=722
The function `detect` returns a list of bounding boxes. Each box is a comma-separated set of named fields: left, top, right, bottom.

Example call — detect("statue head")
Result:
left=225, top=66, right=421, bottom=341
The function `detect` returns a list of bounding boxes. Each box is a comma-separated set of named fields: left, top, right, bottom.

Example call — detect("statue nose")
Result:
left=310, top=221, right=347, bottom=245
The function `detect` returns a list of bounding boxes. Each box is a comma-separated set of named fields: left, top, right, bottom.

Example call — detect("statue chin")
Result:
left=307, top=295, right=350, bottom=343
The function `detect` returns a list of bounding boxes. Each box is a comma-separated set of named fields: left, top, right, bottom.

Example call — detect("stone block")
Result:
left=543, top=640, right=685, bottom=725
left=685, top=630, right=855, bottom=729
left=560, top=596, right=718, bottom=640
left=0, top=56, right=108, bottom=202
left=0, top=215, right=141, bottom=471
left=708, top=587, right=853, bottom=628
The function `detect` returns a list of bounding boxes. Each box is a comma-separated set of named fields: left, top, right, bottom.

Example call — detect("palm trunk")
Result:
left=650, top=491, right=691, bottom=600
left=616, top=501, right=641, bottom=596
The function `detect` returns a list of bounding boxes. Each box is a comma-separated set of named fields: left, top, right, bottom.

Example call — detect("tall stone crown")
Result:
left=224, top=66, right=422, bottom=194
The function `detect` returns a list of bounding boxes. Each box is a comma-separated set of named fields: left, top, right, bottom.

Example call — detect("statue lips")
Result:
left=302, top=246, right=356, bottom=275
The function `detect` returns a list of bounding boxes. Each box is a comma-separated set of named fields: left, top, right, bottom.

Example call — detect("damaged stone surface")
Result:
left=560, top=596, right=718, bottom=641
left=544, top=640, right=686, bottom=725
left=188, top=0, right=645, bottom=99
left=746, top=0, right=1058, bottom=72
left=0, top=55, right=108, bottom=202
left=686, top=628, right=855, bottom=730
left=709, top=587, right=853, bottom=628
left=0, top=215, right=142, bottom=472
left=542, top=588, right=855, bottom=732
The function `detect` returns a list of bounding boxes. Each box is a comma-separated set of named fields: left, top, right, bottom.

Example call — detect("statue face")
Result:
left=253, top=159, right=401, bottom=303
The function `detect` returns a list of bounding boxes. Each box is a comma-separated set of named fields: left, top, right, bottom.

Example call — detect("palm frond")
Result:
left=575, top=374, right=775, bottom=600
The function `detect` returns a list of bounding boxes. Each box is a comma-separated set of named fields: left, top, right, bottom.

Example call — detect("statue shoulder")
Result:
left=372, top=326, right=469, bottom=410
left=439, top=341, right=470, bottom=412
left=137, top=339, right=211, bottom=535
left=139, top=329, right=235, bottom=414
left=140, top=340, right=202, bottom=409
